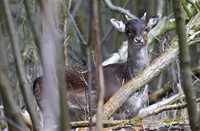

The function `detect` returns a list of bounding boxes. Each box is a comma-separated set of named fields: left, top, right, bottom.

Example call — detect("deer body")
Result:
left=33, top=13, right=159, bottom=121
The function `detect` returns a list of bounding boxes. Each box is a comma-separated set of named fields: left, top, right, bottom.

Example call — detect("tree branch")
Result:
left=136, top=98, right=200, bottom=120
left=182, top=0, right=192, bottom=19
left=103, top=0, right=137, bottom=19
left=62, top=2, right=87, bottom=45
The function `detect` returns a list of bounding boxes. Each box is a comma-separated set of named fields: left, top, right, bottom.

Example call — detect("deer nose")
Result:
left=134, top=36, right=143, bottom=43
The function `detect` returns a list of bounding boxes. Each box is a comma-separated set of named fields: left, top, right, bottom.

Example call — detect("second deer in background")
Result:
left=33, top=13, right=159, bottom=121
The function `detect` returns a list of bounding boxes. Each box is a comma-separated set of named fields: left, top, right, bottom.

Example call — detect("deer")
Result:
left=33, top=13, right=159, bottom=121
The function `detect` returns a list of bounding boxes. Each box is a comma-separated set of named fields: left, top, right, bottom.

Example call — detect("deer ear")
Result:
left=146, top=15, right=160, bottom=32
left=141, top=12, right=147, bottom=20
left=125, top=15, right=131, bottom=21
left=110, top=18, right=126, bottom=33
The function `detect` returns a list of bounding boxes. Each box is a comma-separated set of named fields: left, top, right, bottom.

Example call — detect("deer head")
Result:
left=110, top=13, right=160, bottom=81
left=110, top=13, right=159, bottom=46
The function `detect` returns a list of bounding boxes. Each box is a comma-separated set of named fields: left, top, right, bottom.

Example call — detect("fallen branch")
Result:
left=70, top=120, right=129, bottom=128
left=135, top=98, right=200, bottom=120
left=139, top=93, right=184, bottom=116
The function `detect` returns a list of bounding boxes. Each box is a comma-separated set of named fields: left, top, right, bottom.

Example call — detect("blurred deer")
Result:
left=33, top=13, right=159, bottom=121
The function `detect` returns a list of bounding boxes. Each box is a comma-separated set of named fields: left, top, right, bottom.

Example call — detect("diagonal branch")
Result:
left=103, top=0, right=137, bottom=19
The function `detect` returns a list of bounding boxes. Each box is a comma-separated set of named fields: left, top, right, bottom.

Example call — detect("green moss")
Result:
left=128, top=118, right=142, bottom=126
left=0, top=123, right=7, bottom=130
left=170, top=36, right=179, bottom=48
left=192, top=25, right=200, bottom=32
left=163, top=118, right=181, bottom=124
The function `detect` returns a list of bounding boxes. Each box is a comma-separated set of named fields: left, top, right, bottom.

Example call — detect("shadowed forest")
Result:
left=0, top=0, right=200, bottom=131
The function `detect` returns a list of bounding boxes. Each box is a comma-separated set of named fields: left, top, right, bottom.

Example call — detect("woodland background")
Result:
left=0, top=0, right=200, bottom=131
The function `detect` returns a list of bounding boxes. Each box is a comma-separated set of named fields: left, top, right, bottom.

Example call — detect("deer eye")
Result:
left=144, top=27, right=149, bottom=32
left=125, top=28, right=133, bottom=37
left=128, top=32, right=132, bottom=37
left=125, top=28, right=130, bottom=33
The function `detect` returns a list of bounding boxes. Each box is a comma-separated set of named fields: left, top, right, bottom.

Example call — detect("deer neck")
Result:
left=125, top=39, right=149, bottom=81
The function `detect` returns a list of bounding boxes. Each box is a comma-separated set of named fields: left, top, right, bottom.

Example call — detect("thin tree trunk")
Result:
left=91, top=0, right=105, bottom=130
left=172, top=1, right=199, bottom=130
left=87, top=1, right=93, bottom=130
left=41, top=1, right=70, bottom=130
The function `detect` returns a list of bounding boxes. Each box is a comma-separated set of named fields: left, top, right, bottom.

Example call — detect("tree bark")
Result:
left=42, top=1, right=70, bottom=130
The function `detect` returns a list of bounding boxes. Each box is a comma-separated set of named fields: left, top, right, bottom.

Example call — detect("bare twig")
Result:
left=65, top=0, right=82, bottom=36
left=182, top=0, right=192, bottom=19
left=101, top=0, right=130, bottom=45
left=188, top=38, right=200, bottom=46
left=103, top=0, right=137, bottom=19
left=62, top=0, right=82, bottom=63
left=187, top=0, right=200, bottom=15
left=23, top=0, right=43, bottom=53
left=188, top=0, right=199, bottom=12
left=61, top=2, right=87, bottom=45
